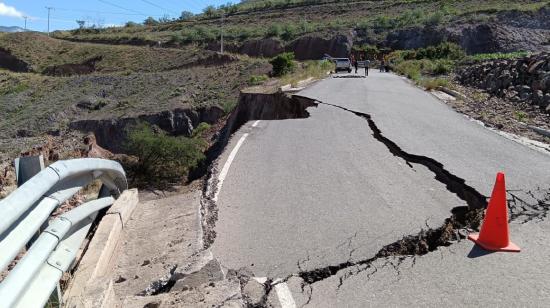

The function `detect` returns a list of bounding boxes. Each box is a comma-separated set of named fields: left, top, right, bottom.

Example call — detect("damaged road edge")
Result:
left=200, top=91, right=319, bottom=249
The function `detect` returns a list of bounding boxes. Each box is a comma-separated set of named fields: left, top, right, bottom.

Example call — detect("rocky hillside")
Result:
left=52, top=0, right=550, bottom=59
left=0, top=32, right=271, bottom=146
left=457, top=53, right=550, bottom=114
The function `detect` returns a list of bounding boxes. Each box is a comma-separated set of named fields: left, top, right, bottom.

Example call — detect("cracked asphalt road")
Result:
left=212, top=71, right=550, bottom=306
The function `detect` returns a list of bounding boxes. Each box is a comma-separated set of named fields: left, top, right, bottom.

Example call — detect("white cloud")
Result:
left=0, top=2, right=24, bottom=18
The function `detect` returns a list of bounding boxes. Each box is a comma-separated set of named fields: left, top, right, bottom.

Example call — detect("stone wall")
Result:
left=456, top=53, right=550, bottom=114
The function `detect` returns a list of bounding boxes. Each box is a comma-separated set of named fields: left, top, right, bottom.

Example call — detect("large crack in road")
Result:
left=246, top=97, right=550, bottom=307
left=139, top=93, right=550, bottom=306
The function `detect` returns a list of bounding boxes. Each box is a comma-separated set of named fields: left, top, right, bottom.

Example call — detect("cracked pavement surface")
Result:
left=212, top=71, right=550, bottom=306
left=212, top=104, right=465, bottom=278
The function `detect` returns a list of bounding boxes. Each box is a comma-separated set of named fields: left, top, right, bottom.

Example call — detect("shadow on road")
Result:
left=467, top=245, right=495, bottom=258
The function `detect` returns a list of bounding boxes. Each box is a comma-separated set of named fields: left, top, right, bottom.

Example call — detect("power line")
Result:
left=96, top=0, right=148, bottom=16
left=163, top=0, right=203, bottom=13
left=139, top=0, right=178, bottom=15
left=53, top=7, right=164, bottom=17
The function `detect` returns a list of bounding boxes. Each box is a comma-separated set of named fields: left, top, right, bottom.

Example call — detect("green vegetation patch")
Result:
left=124, top=123, right=207, bottom=187
left=270, top=52, right=296, bottom=77
left=51, top=0, right=549, bottom=47
left=389, top=42, right=464, bottom=87
left=464, top=51, right=531, bottom=62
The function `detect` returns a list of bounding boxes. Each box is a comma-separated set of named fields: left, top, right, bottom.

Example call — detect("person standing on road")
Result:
left=365, top=59, right=370, bottom=76
left=354, top=57, right=359, bottom=74
left=380, top=58, right=385, bottom=72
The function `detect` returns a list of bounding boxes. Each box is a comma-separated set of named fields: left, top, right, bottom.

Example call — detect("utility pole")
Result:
left=23, top=16, right=28, bottom=31
left=220, top=12, right=224, bottom=54
left=45, top=7, right=53, bottom=36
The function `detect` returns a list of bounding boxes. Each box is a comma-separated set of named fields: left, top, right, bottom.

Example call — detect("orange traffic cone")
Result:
left=468, top=172, right=520, bottom=252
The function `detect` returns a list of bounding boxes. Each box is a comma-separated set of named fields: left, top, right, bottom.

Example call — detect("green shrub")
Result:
left=425, top=11, right=444, bottom=26
left=179, top=26, right=218, bottom=43
left=433, top=60, right=454, bottom=75
left=353, top=44, right=380, bottom=59
left=266, top=24, right=283, bottom=38
left=203, top=5, right=217, bottom=17
left=169, top=32, right=184, bottom=44
left=281, top=24, right=298, bottom=41
left=465, top=51, right=530, bottom=62
left=143, top=17, right=158, bottom=26
left=179, top=11, right=194, bottom=20
left=514, top=111, right=527, bottom=122
left=419, top=78, right=448, bottom=90
left=248, top=74, right=269, bottom=85
left=395, top=61, right=421, bottom=81
left=221, top=100, right=237, bottom=114
left=270, top=52, right=296, bottom=77
left=414, top=42, right=465, bottom=60
left=125, top=123, right=206, bottom=187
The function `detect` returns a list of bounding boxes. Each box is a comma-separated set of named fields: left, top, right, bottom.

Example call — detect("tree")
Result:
left=144, top=16, right=158, bottom=26
left=125, top=21, right=139, bottom=27
left=76, top=20, right=86, bottom=29
left=159, top=14, right=170, bottom=23
left=270, top=52, right=296, bottom=77
left=203, top=5, right=216, bottom=17
left=125, top=123, right=206, bottom=187
left=179, top=11, right=194, bottom=20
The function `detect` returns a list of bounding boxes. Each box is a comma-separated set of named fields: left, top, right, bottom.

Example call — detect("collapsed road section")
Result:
left=129, top=86, right=550, bottom=307
left=199, top=90, right=319, bottom=248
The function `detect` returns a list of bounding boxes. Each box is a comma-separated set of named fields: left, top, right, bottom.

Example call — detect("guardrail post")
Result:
left=15, top=156, right=48, bottom=249
left=14, top=155, right=45, bottom=187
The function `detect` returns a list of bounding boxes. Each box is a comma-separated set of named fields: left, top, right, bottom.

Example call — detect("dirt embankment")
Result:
left=0, top=48, right=31, bottom=72
left=69, top=106, right=225, bottom=153
left=362, top=7, right=550, bottom=54
left=0, top=133, right=113, bottom=199
left=208, top=34, right=352, bottom=59
left=42, top=56, right=103, bottom=76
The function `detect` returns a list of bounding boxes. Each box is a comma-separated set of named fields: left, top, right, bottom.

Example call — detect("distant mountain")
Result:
left=0, top=26, right=25, bottom=33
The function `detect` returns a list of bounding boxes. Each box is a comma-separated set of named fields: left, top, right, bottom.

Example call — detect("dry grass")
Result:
left=50, top=0, right=549, bottom=46
left=0, top=32, right=203, bottom=73
left=279, top=60, right=334, bottom=87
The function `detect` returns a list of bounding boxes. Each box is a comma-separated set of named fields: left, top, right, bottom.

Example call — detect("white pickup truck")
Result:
left=333, top=58, right=352, bottom=73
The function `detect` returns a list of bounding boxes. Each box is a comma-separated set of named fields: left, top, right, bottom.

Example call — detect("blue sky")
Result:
left=0, top=0, right=232, bottom=32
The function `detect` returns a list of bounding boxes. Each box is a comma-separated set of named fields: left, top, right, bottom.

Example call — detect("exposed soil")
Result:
left=0, top=47, right=31, bottom=72
left=447, top=81, right=550, bottom=146
left=42, top=56, right=102, bottom=76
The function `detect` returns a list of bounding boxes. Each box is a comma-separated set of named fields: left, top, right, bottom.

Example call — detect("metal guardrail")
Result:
left=0, top=158, right=128, bottom=308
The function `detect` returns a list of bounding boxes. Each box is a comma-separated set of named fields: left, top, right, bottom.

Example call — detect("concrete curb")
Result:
left=437, top=86, right=468, bottom=101
left=519, top=122, right=550, bottom=138
left=63, top=189, right=139, bottom=308
left=280, top=72, right=330, bottom=93
left=529, top=125, right=550, bottom=138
